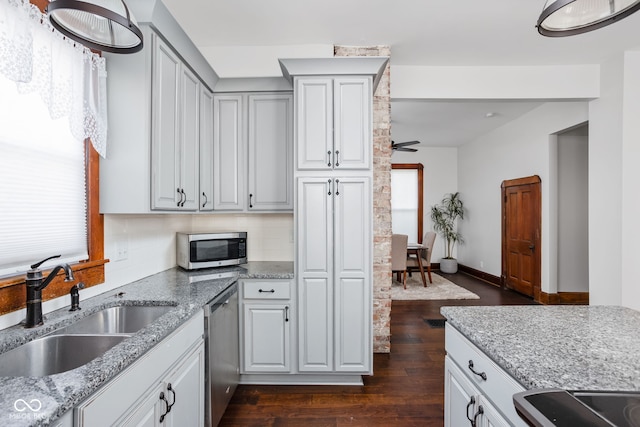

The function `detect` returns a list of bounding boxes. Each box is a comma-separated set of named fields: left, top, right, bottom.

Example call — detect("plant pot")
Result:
left=440, top=258, right=458, bottom=274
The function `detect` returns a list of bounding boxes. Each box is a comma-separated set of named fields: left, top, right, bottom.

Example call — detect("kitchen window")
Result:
left=0, top=0, right=106, bottom=315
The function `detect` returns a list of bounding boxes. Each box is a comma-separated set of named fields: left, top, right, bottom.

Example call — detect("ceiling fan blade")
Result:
left=394, top=140, right=420, bottom=147
left=391, top=140, right=421, bottom=151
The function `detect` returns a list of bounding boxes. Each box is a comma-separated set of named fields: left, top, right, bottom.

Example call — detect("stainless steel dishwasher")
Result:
left=204, top=281, right=239, bottom=427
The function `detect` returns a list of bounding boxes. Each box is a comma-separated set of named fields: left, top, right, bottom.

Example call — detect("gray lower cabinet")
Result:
left=239, top=280, right=292, bottom=373
left=296, top=177, right=372, bottom=374
left=213, top=93, right=293, bottom=212
left=74, top=311, right=205, bottom=427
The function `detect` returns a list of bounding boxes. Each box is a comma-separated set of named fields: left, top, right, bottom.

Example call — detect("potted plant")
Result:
left=430, top=192, right=464, bottom=274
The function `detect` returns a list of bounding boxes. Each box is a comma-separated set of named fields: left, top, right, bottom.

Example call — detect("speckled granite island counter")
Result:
left=441, top=305, right=640, bottom=391
left=0, top=262, right=293, bottom=427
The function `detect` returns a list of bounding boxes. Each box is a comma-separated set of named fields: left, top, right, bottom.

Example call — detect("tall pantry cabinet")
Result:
left=282, top=57, right=388, bottom=379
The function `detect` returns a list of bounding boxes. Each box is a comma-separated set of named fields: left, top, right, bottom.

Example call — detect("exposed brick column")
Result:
left=334, top=45, right=392, bottom=353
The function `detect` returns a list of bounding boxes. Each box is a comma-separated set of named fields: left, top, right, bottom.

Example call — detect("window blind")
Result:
left=391, top=169, right=419, bottom=243
left=0, top=75, right=88, bottom=277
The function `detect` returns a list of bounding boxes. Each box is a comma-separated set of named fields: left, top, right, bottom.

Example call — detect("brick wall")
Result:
left=334, top=45, right=392, bottom=353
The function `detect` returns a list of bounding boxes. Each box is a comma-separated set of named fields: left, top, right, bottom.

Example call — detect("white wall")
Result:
left=557, top=127, right=589, bottom=293
left=103, top=213, right=292, bottom=292
left=457, top=102, right=589, bottom=293
left=621, top=51, right=640, bottom=311
left=588, top=55, right=624, bottom=306
left=391, top=147, right=457, bottom=261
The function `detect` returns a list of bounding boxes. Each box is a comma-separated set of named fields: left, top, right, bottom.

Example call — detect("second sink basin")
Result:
left=54, top=305, right=174, bottom=335
left=0, top=334, right=128, bottom=377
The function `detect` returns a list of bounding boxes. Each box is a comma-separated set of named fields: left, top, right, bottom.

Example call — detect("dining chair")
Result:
left=407, top=231, right=436, bottom=284
left=391, top=234, right=409, bottom=289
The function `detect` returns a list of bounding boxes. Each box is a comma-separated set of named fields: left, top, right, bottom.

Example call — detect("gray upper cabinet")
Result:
left=100, top=26, right=216, bottom=214
left=199, top=87, right=215, bottom=211
left=213, top=94, right=245, bottom=211
left=296, top=77, right=371, bottom=171
left=214, top=92, right=293, bottom=212
left=247, top=94, right=293, bottom=211
left=151, top=34, right=200, bottom=211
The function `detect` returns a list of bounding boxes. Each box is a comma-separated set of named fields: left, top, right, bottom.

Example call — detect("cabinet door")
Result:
left=118, top=383, right=164, bottom=427
left=444, top=356, right=478, bottom=427
left=213, top=95, right=245, bottom=210
left=247, top=94, right=293, bottom=210
left=199, top=86, right=214, bottom=211
left=333, top=177, right=371, bottom=372
left=243, top=303, right=290, bottom=372
left=478, top=396, right=511, bottom=427
left=333, top=78, right=371, bottom=170
left=178, top=66, right=200, bottom=211
left=296, top=78, right=333, bottom=170
left=151, top=35, right=181, bottom=210
left=163, top=344, right=205, bottom=427
left=297, top=178, right=334, bottom=372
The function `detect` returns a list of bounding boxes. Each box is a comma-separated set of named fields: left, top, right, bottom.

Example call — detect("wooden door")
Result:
left=501, top=176, right=541, bottom=300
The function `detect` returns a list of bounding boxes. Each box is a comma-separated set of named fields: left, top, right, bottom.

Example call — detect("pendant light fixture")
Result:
left=47, top=0, right=143, bottom=53
left=537, top=0, right=640, bottom=36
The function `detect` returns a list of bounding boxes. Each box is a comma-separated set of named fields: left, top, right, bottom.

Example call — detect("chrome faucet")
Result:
left=25, top=255, right=75, bottom=328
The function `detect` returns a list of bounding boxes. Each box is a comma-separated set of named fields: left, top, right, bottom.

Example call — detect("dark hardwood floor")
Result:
left=219, top=272, right=536, bottom=426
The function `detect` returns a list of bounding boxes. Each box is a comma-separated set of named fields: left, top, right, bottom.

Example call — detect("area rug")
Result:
left=391, top=273, right=480, bottom=300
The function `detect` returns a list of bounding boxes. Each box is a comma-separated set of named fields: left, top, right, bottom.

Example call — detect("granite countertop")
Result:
left=0, top=262, right=293, bottom=427
left=441, top=305, right=640, bottom=392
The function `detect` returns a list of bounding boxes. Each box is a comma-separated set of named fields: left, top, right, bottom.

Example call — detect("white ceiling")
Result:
left=161, top=0, right=640, bottom=148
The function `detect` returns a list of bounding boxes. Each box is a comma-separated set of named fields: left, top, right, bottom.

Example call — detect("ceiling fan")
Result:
left=391, top=140, right=420, bottom=152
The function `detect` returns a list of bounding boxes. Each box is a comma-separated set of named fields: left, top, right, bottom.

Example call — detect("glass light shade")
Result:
left=48, top=0, right=143, bottom=53
left=537, top=0, right=640, bottom=36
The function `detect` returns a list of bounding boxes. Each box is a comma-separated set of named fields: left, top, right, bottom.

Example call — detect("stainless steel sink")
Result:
left=53, top=305, right=174, bottom=335
left=0, top=334, right=128, bottom=377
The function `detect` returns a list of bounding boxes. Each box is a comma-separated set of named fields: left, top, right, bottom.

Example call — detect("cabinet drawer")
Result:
left=243, top=280, right=291, bottom=299
left=445, top=323, right=526, bottom=426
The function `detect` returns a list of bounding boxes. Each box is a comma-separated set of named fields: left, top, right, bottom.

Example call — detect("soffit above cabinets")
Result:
left=278, top=57, right=389, bottom=92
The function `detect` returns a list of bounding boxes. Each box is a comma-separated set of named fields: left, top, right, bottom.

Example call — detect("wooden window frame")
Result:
left=391, top=163, right=424, bottom=243
left=0, top=1, right=107, bottom=316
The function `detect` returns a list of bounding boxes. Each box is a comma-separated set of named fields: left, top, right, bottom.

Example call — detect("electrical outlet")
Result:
left=115, top=239, right=129, bottom=261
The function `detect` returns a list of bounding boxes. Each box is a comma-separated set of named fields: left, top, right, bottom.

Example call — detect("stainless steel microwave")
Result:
left=176, top=232, right=247, bottom=270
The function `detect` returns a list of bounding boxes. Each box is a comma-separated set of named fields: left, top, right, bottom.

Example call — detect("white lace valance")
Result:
left=0, top=0, right=108, bottom=157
